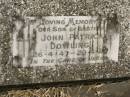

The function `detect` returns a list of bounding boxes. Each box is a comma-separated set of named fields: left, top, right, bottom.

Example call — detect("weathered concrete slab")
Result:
left=0, top=0, right=129, bottom=86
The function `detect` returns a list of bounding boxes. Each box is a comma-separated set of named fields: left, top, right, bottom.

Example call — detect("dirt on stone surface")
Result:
left=0, top=80, right=130, bottom=97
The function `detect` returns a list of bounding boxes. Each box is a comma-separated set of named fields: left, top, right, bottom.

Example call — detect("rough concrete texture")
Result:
left=0, top=0, right=129, bottom=86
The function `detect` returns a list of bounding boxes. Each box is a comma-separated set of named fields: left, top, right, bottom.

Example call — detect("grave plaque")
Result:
left=12, top=16, right=107, bottom=67
left=0, top=1, right=129, bottom=86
